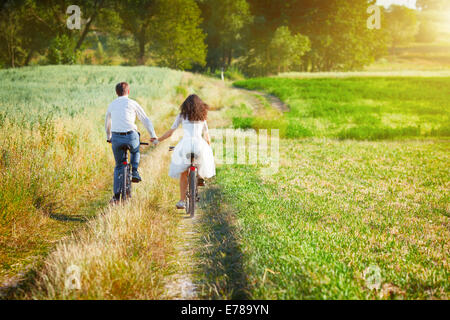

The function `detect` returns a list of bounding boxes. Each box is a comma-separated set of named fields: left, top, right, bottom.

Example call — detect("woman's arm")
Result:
left=203, top=131, right=211, bottom=145
left=203, top=121, right=211, bottom=145
left=156, top=114, right=181, bottom=143
left=157, top=128, right=176, bottom=143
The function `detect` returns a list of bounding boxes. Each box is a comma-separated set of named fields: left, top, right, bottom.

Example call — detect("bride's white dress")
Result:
left=168, top=114, right=216, bottom=179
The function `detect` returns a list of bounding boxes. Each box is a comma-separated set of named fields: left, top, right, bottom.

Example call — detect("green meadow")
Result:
left=0, top=67, right=448, bottom=300
left=233, top=77, right=450, bottom=140
left=206, top=140, right=449, bottom=299
left=194, top=76, right=450, bottom=299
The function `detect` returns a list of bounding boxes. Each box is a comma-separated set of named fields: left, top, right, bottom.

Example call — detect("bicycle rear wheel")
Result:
left=121, top=165, right=128, bottom=201
left=126, top=165, right=132, bottom=199
left=188, top=169, right=196, bottom=217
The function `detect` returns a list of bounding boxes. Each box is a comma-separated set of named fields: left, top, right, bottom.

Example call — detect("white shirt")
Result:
left=105, top=96, right=156, bottom=140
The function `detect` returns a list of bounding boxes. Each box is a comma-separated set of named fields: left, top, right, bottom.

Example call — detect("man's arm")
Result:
left=105, top=108, right=112, bottom=141
left=134, top=102, right=157, bottom=138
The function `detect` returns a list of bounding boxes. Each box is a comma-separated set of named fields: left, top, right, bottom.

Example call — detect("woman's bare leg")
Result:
left=180, top=170, right=188, bottom=201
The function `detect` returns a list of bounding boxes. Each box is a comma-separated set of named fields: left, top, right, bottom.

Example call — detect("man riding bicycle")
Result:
left=105, top=82, right=157, bottom=202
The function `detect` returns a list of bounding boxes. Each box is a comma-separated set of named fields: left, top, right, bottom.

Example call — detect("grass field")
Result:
left=0, top=65, right=253, bottom=298
left=206, top=140, right=449, bottom=299
left=191, top=76, right=450, bottom=299
left=0, top=66, right=183, bottom=284
left=366, top=42, right=450, bottom=71
left=233, top=77, right=450, bottom=140
left=1, top=66, right=448, bottom=300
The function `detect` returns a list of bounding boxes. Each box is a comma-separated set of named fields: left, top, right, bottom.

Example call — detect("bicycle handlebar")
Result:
left=106, top=140, right=149, bottom=145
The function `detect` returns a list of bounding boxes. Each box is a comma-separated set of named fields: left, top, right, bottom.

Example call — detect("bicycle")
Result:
left=108, top=139, right=149, bottom=203
left=169, top=146, right=199, bottom=217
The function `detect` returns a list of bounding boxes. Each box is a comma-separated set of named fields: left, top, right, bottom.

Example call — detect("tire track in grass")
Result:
left=233, top=88, right=289, bottom=113
left=164, top=85, right=283, bottom=299
left=164, top=182, right=251, bottom=300
left=158, top=79, right=273, bottom=299
left=195, top=184, right=251, bottom=299
left=164, top=212, right=199, bottom=299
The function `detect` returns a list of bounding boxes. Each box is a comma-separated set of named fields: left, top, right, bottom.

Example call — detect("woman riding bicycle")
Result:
left=155, top=94, right=216, bottom=209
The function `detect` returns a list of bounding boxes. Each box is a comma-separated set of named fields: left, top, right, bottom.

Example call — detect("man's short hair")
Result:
left=115, top=82, right=130, bottom=96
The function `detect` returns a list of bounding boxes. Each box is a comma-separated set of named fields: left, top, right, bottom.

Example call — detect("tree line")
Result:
left=0, top=0, right=446, bottom=75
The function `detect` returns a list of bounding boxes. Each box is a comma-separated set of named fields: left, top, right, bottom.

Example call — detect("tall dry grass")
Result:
left=16, top=138, right=180, bottom=299
left=2, top=66, right=253, bottom=298
left=0, top=113, right=113, bottom=276
left=0, top=66, right=183, bottom=282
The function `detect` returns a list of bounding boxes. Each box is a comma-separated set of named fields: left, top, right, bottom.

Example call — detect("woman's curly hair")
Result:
left=180, top=94, right=209, bottom=121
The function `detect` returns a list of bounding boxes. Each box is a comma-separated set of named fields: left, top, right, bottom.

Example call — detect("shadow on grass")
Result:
left=49, top=213, right=89, bottom=222
left=1, top=191, right=111, bottom=300
left=196, top=185, right=250, bottom=299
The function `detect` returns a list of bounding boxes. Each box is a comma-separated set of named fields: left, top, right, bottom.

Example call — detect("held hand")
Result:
left=150, top=137, right=159, bottom=146
left=107, top=139, right=111, bottom=144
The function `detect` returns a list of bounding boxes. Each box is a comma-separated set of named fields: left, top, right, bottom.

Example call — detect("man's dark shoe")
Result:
left=110, top=194, right=120, bottom=205
left=132, top=170, right=142, bottom=183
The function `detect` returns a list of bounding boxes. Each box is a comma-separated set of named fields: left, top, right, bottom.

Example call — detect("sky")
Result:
left=376, top=0, right=417, bottom=9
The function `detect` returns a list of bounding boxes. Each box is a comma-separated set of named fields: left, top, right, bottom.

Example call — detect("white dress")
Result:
left=168, top=114, right=216, bottom=179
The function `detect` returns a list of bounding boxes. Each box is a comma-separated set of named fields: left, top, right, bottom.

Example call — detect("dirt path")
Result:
left=235, top=88, right=290, bottom=112
left=161, top=86, right=280, bottom=299
left=164, top=213, right=200, bottom=299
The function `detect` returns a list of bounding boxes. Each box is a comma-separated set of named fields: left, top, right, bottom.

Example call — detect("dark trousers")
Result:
left=111, top=131, right=140, bottom=195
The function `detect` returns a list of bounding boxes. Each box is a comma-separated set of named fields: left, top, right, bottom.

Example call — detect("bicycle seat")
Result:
left=185, top=152, right=199, bottom=160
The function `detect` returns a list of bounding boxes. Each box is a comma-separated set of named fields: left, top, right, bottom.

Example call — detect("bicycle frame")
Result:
left=119, top=148, right=132, bottom=201
left=186, top=154, right=198, bottom=217
left=108, top=139, right=148, bottom=203
left=169, top=147, right=199, bottom=217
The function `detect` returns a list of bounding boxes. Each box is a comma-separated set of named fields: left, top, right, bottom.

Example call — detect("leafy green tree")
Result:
left=236, top=0, right=289, bottom=75
left=0, top=0, right=105, bottom=67
left=199, top=0, right=252, bottom=70
left=242, top=0, right=387, bottom=72
left=0, top=1, right=25, bottom=68
left=0, top=0, right=65, bottom=67
left=73, top=0, right=109, bottom=52
left=23, top=0, right=76, bottom=65
left=289, top=0, right=388, bottom=71
left=268, top=26, right=310, bottom=73
left=47, top=34, right=79, bottom=65
left=152, top=0, right=206, bottom=70
left=385, top=5, right=418, bottom=50
left=116, top=0, right=157, bottom=65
